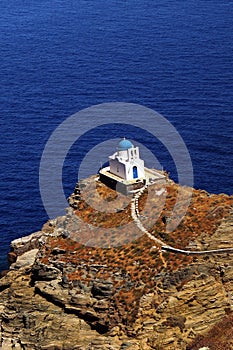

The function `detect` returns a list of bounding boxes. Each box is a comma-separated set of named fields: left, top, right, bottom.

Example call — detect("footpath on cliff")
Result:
left=0, top=174, right=233, bottom=350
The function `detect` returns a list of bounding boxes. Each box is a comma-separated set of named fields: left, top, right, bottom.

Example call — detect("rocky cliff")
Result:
left=0, top=177, right=233, bottom=349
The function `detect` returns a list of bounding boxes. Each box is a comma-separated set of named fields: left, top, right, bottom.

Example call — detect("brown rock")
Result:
left=1, top=179, right=233, bottom=349
left=10, top=249, right=38, bottom=270
left=8, top=251, right=17, bottom=264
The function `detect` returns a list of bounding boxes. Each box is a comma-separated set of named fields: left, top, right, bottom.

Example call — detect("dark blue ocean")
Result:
left=1, top=0, right=232, bottom=271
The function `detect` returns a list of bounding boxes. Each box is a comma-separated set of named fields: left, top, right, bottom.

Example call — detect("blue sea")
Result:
left=0, top=0, right=232, bottom=271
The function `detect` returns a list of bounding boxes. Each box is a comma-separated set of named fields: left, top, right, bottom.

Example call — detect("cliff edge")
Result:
left=0, top=176, right=233, bottom=350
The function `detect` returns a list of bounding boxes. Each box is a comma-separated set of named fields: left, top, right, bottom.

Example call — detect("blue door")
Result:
left=133, top=166, right=138, bottom=179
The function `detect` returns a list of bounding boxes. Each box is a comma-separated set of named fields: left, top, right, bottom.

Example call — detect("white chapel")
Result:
left=99, top=138, right=166, bottom=194
left=109, top=138, right=145, bottom=181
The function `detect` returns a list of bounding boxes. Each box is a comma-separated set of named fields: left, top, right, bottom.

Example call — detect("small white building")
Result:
left=99, top=138, right=166, bottom=194
left=109, top=138, right=145, bottom=181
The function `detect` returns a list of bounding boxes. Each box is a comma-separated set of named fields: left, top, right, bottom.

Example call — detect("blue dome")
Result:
left=117, top=139, right=134, bottom=151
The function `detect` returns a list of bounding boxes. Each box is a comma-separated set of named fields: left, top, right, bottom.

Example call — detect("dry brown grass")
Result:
left=39, top=180, right=233, bottom=326
left=187, top=312, right=233, bottom=350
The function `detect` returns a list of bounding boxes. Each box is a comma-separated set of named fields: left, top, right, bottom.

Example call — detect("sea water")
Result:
left=0, top=0, right=232, bottom=271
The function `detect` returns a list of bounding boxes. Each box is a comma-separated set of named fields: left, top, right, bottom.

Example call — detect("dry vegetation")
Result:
left=188, top=312, right=233, bottom=350
left=39, top=179, right=233, bottom=327
left=71, top=179, right=233, bottom=249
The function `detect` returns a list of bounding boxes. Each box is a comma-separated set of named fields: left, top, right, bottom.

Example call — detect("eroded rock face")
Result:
left=0, top=269, right=126, bottom=350
left=1, top=248, right=233, bottom=348
left=135, top=274, right=232, bottom=349
left=10, top=249, right=39, bottom=270
left=0, top=182, right=233, bottom=349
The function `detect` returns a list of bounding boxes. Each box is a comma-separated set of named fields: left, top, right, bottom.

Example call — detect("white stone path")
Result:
left=131, top=185, right=233, bottom=256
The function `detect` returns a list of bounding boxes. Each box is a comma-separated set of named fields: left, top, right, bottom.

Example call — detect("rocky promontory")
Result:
left=0, top=176, right=233, bottom=349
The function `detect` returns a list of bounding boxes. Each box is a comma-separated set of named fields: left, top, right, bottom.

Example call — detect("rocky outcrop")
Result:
left=10, top=230, right=47, bottom=256
left=1, top=255, right=232, bottom=349
left=10, top=249, right=39, bottom=270
left=0, top=269, right=129, bottom=350
left=135, top=273, right=232, bottom=349
left=0, top=179, right=233, bottom=349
